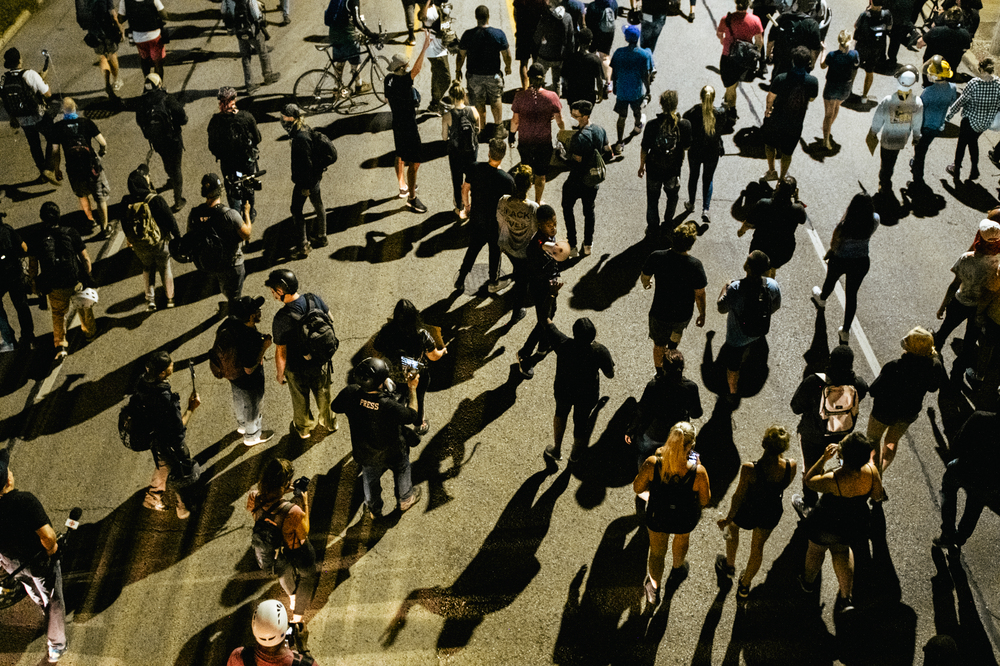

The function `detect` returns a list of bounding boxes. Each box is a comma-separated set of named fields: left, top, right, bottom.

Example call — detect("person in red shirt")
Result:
left=715, top=0, right=763, bottom=116
left=226, top=600, right=320, bottom=665
left=510, top=63, right=565, bottom=203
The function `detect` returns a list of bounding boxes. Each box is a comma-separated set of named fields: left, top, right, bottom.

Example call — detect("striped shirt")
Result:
left=946, top=76, right=1000, bottom=133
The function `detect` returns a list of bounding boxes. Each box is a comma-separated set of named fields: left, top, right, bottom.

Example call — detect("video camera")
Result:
left=400, top=356, right=426, bottom=381
left=226, top=169, right=266, bottom=201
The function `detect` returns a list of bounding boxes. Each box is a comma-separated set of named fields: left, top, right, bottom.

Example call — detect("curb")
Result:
left=0, top=8, right=33, bottom=53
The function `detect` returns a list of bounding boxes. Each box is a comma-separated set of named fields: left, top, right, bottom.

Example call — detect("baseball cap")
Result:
left=389, top=54, right=408, bottom=72
left=230, top=295, right=265, bottom=322
left=282, top=103, right=305, bottom=119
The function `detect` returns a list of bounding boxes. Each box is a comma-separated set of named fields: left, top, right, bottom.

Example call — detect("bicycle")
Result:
left=293, top=29, right=391, bottom=115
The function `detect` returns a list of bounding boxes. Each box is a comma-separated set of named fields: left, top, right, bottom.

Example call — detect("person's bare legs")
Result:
left=653, top=343, right=665, bottom=371
left=407, top=162, right=420, bottom=197
left=765, top=145, right=776, bottom=174
left=395, top=156, right=406, bottom=191
left=879, top=420, right=910, bottom=474
left=822, top=99, right=838, bottom=148
left=803, top=540, right=826, bottom=584
left=647, top=529, right=669, bottom=589
left=725, top=525, right=741, bottom=569
left=161, top=261, right=174, bottom=300
left=724, top=83, right=738, bottom=111
left=475, top=104, right=488, bottom=131
left=867, top=416, right=890, bottom=472
left=829, top=544, right=854, bottom=599
left=95, top=199, right=108, bottom=232
left=491, top=100, right=503, bottom=127
left=533, top=176, right=546, bottom=203
left=78, top=196, right=95, bottom=225
left=779, top=153, right=792, bottom=179
left=519, top=61, right=529, bottom=90
left=742, top=527, right=773, bottom=586
left=672, top=532, right=690, bottom=568
left=616, top=115, right=627, bottom=145
left=98, top=54, right=116, bottom=94
left=727, top=368, right=739, bottom=395
left=862, top=71, right=874, bottom=98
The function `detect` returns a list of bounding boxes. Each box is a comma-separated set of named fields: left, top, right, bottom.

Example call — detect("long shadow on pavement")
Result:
left=330, top=211, right=454, bottom=263
left=930, top=546, right=1000, bottom=665
left=571, top=397, right=638, bottom=510
left=568, top=235, right=657, bottom=312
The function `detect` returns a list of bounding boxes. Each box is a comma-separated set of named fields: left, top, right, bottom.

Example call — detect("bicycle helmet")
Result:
left=251, top=600, right=288, bottom=647
left=264, top=268, right=298, bottom=295
left=201, top=173, right=223, bottom=199
left=354, top=357, right=389, bottom=392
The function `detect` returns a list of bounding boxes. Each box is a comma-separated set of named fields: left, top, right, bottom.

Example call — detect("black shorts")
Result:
left=517, top=142, right=553, bottom=178
left=515, top=33, right=539, bottom=62
left=720, top=54, right=749, bottom=88
left=856, top=46, right=883, bottom=72
left=762, top=116, right=802, bottom=156
left=719, top=342, right=751, bottom=371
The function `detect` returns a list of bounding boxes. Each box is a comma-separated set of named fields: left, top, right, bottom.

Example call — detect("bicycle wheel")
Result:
left=294, top=69, right=338, bottom=113
left=371, top=55, right=390, bottom=103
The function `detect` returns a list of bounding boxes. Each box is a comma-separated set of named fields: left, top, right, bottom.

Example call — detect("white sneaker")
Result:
left=838, top=326, right=850, bottom=344
left=569, top=246, right=580, bottom=259
left=244, top=430, right=275, bottom=447
left=810, top=286, right=826, bottom=309
left=112, top=76, right=123, bottom=92
left=487, top=278, right=512, bottom=294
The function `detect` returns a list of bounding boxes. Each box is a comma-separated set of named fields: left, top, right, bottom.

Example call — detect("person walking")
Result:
left=117, top=0, right=169, bottom=82
left=135, top=73, right=187, bottom=212
left=810, top=191, right=880, bottom=345
left=765, top=0, right=821, bottom=80
left=207, top=87, right=263, bottom=218
left=717, top=250, right=781, bottom=407
left=625, top=349, right=703, bottom=467
left=513, top=0, right=548, bottom=88
left=716, top=425, right=796, bottom=598
left=185, top=173, right=252, bottom=302
left=213, top=295, right=274, bottom=446
left=121, top=164, right=179, bottom=311
left=682, top=85, right=724, bottom=226
left=0, top=216, right=35, bottom=351
left=917, top=8, right=971, bottom=89
left=418, top=0, right=451, bottom=114
left=280, top=104, right=332, bottom=260
left=510, top=63, right=565, bottom=203
left=633, top=422, right=710, bottom=607
left=324, top=0, right=378, bottom=94
left=639, top=90, right=692, bottom=236
left=455, top=138, right=514, bottom=291
left=609, top=24, right=652, bottom=156
left=639, top=221, right=707, bottom=365
left=27, top=202, right=97, bottom=360
left=385, top=33, right=431, bottom=212
left=869, top=66, right=922, bottom=194
left=0, top=449, right=68, bottom=663
left=134, top=350, right=202, bottom=519
left=456, top=6, right=513, bottom=130
left=790, top=345, right=869, bottom=515
left=820, top=31, right=859, bottom=150
left=762, top=46, right=818, bottom=181
left=534, top=0, right=574, bottom=95
left=442, top=81, right=480, bottom=218
left=496, top=164, right=538, bottom=321
left=562, top=29, right=606, bottom=106
left=910, top=57, right=957, bottom=188
left=332, top=357, right=423, bottom=518
left=50, top=98, right=111, bottom=239
left=583, top=0, right=617, bottom=88
left=563, top=100, right=611, bottom=256
left=266, top=268, right=339, bottom=440
left=799, top=433, right=882, bottom=614
left=740, top=176, right=807, bottom=279
left=716, top=0, right=763, bottom=117
left=1, top=47, right=59, bottom=184
left=633, top=0, right=672, bottom=55
left=81, top=0, right=124, bottom=99
left=226, top=600, right=322, bottom=665
left=222, top=0, right=281, bottom=95
left=868, top=327, right=943, bottom=474
left=542, top=316, right=615, bottom=464
left=944, top=57, right=1000, bottom=183
left=853, top=0, right=892, bottom=101
left=246, top=459, right=317, bottom=623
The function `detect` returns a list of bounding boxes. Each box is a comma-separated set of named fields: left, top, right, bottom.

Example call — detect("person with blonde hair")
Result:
left=819, top=30, right=859, bottom=150
left=633, top=422, right=710, bottom=607
left=716, top=425, right=796, bottom=598
left=441, top=80, right=480, bottom=219
left=868, top=327, right=945, bottom=474
left=682, top=86, right=724, bottom=227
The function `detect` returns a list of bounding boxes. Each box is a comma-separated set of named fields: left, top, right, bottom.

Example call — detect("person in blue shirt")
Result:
left=910, top=56, right=958, bottom=187
left=609, top=23, right=652, bottom=154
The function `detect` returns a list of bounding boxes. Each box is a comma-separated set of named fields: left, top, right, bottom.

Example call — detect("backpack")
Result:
left=591, top=2, right=615, bottom=32
left=864, top=9, right=891, bottom=45
left=39, top=227, right=81, bottom=289
left=817, top=373, right=859, bottom=435
left=122, top=195, right=162, bottom=249
left=118, top=392, right=154, bottom=452
left=250, top=500, right=293, bottom=572
left=737, top=277, right=772, bottom=338
left=209, top=321, right=242, bottom=380
left=725, top=15, right=761, bottom=72
left=0, top=71, right=41, bottom=118
left=189, top=205, right=239, bottom=273
left=447, top=108, right=478, bottom=153
left=138, top=95, right=174, bottom=143
left=311, top=129, right=338, bottom=170
left=582, top=148, right=607, bottom=187
left=222, top=0, right=258, bottom=39
left=648, top=117, right=680, bottom=171
left=291, top=294, right=339, bottom=363
left=62, top=119, right=102, bottom=181
left=228, top=114, right=260, bottom=165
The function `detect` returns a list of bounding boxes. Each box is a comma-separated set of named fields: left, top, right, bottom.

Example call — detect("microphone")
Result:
left=65, top=507, right=83, bottom=530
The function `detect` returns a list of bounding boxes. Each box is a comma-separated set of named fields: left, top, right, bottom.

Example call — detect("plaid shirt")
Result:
left=946, top=77, right=1000, bottom=133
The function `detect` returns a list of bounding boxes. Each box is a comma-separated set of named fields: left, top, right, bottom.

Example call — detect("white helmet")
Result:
left=73, top=287, right=99, bottom=309
left=251, top=600, right=288, bottom=647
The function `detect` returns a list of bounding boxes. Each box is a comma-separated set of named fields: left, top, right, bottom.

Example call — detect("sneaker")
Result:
left=398, top=186, right=409, bottom=199
left=810, top=286, right=826, bottom=309
left=516, top=351, right=534, bottom=378
left=246, top=83, right=261, bottom=95
left=838, top=326, right=850, bottom=344
left=143, top=489, right=166, bottom=511
left=791, top=494, right=811, bottom=520
left=701, top=210, right=711, bottom=224
left=834, top=592, right=855, bottom=614
left=798, top=574, right=816, bottom=594
left=582, top=245, right=592, bottom=256
left=331, top=415, right=339, bottom=432
left=237, top=426, right=246, bottom=434
left=47, top=645, right=66, bottom=663
left=291, top=422, right=311, bottom=439
left=407, top=197, right=428, bottom=213
left=354, top=82, right=372, bottom=95
left=41, top=169, right=61, bottom=186
left=643, top=574, right=660, bottom=607
left=737, top=579, right=751, bottom=599
left=511, top=307, right=527, bottom=324
left=668, top=561, right=690, bottom=585
left=764, top=169, right=779, bottom=181
left=113, top=75, right=123, bottom=92
left=399, top=486, right=422, bottom=511
left=569, top=246, right=580, bottom=259
left=946, top=163, right=959, bottom=179
left=244, top=430, right=275, bottom=447
left=171, top=197, right=187, bottom=213
left=281, top=12, right=291, bottom=24
left=683, top=201, right=694, bottom=213
left=264, top=72, right=282, bottom=85
left=310, top=236, right=329, bottom=248
left=969, top=168, right=980, bottom=181
left=146, top=300, right=156, bottom=312
left=612, top=142, right=624, bottom=158
left=487, top=278, right=512, bottom=294
left=166, top=299, right=175, bottom=308
left=54, top=348, right=68, bottom=361
left=543, top=444, right=563, bottom=462
left=932, top=533, right=958, bottom=549
left=363, top=502, right=381, bottom=520
left=632, top=113, right=646, bottom=135
left=176, top=505, right=191, bottom=520
left=715, top=554, right=735, bottom=585
left=406, top=35, right=417, bottom=46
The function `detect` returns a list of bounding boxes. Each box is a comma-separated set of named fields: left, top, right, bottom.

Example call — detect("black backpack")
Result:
left=39, top=227, right=81, bottom=289
left=250, top=500, right=293, bottom=572
left=189, top=205, right=239, bottom=273
left=738, top=277, right=772, bottom=338
left=725, top=15, right=761, bottom=72
left=447, top=108, right=478, bottom=153
left=291, top=294, right=339, bottom=364
left=228, top=115, right=260, bottom=166
left=647, top=117, right=679, bottom=171
left=118, top=392, right=154, bottom=452
left=138, top=95, right=174, bottom=143
left=62, top=118, right=102, bottom=181
left=223, top=0, right=258, bottom=40
left=0, top=71, right=41, bottom=118
left=311, top=129, right=338, bottom=170
left=864, top=9, right=891, bottom=45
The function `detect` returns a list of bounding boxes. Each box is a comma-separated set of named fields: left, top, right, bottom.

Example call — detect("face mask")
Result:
left=64, top=112, right=78, bottom=120
left=281, top=120, right=296, bottom=133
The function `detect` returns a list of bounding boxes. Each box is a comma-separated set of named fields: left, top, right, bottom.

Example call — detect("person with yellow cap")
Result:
left=908, top=56, right=957, bottom=188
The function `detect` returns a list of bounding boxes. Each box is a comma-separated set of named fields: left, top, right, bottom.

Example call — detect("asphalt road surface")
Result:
left=1, top=0, right=999, bottom=663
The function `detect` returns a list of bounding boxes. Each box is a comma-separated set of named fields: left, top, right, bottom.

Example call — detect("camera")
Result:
left=400, top=356, right=426, bottom=381
left=226, top=169, right=266, bottom=201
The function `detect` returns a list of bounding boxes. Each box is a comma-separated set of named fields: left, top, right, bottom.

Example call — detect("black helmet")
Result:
left=201, top=173, right=223, bottom=199
left=354, top=357, right=389, bottom=392
left=264, top=268, right=298, bottom=295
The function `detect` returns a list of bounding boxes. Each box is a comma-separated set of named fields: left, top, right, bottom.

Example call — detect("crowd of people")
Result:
left=0, top=0, right=999, bottom=662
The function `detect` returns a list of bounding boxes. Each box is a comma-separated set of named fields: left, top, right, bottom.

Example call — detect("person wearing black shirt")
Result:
left=934, top=410, right=1000, bottom=549
left=639, top=90, right=693, bottom=236
left=50, top=98, right=111, bottom=239
left=640, top=221, right=707, bottom=367
left=266, top=269, right=338, bottom=439
left=187, top=173, right=252, bottom=302
left=135, top=73, right=187, bottom=212
left=517, top=205, right=570, bottom=378
left=741, top=176, right=807, bottom=277
left=385, top=33, right=431, bottom=213
left=0, top=218, right=34, bottom=351
left=456, top=6, right=514, bottom=130
left=219, top=296, right=274, bottom=447
left=207, top=87, right=262, bottom=219
left=0, top=449, right=67, bottom=663
left=456, top=138, right=515, bottom=291
left=280, top=104, right=330, bottom=260
left=122, top=164, right=180, bottom=311
left=561, top=29, right=605, bottom=106
left=332, top=357, right=423, bottom=518
left=563, top=100, right=611, bottom=256
left=542, top=317, right=615, bottom=464
left=134, top=350, right=202, bottom=519
left=917, top=8, right=972, bottom=87
left=762, top=47, right=818, bottom=181
left=765, top=0, right=822, bottom=80
left=625, top=349, right=703, bottom=467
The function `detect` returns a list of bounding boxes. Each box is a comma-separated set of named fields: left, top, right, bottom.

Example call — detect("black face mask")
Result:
left=281, top=120, right=296, bottom=134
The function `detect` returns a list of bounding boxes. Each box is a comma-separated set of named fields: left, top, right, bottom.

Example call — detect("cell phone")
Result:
left=400, top=356, right=424, bottom=372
